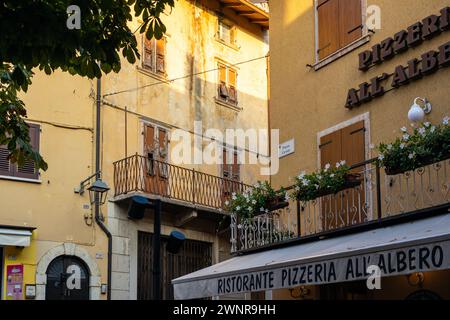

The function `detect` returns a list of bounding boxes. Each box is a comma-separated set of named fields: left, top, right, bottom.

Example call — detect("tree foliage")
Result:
left=0, top=0, right=175, bottom=170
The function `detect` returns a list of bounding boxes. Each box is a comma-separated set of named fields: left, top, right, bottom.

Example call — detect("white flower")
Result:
left=443, top=116, right=449, bottom=125
left=260, top=207, right=265, bottom=212
left=317, top=175, right=322, bottom=180
left=247, top=207, right=253, bottom=212
left=418, top=127, right=426, bottom=135
left=400, top=143, right=406, bottom=149
left=315, top=184, right=319, bottom=190
left=336, top=162, right=341, bottom=168
left=252, top=200, right=257, bottom=205
left=340, top=160, right=346, bottom=166
left=408, top=152, right=416, bottom=159
left=430, top=126, right=436, bottom=133
left=403, top=134, right=410, bottom=141
left=401, top=127, right=408, bottom=132
left=330, top=174, right=335, bottom=178
left=225, top=200, right=230, bottom=206
left=378, top=154, right=385, bottom=161
left=324, top=163, right=331, bottom=171
left=236, top=206, right=241, bottom=211
left=387, top=144, right=393, bottom=150
left=265, top=209, right=269, bottom=214
left=232, top=195, right=237, bottom=200
left=302, top=179, right=309, bottom=186
left=424, top=122, right=431, bottom=128
left=295, top=186, right=300, bottom=191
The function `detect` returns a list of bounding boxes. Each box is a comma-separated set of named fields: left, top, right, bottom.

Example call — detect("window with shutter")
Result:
left=142, top=37, right=166, bottom=76
left=317, top=0, right=363, bottom=60
left=217, top=63, right=238, bottom=106
left=319, top=121, right=366, bottom=231
left=0, top=123, right=41, bottom=180
left=0, top=146, right=11, bottom=176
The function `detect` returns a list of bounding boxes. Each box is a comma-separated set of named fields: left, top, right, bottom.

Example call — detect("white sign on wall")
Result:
left=278, top=139, right=295, bottom=158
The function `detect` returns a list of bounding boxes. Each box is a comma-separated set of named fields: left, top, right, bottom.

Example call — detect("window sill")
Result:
left=136, top=66, right=169, bottom=83
left=215, top=37, right=240, bottom=51
left=0, top=175, right=41, bottom=184
left=215, top=98, right=242, bottom=111
left=314, top=35, right=371, bottom=71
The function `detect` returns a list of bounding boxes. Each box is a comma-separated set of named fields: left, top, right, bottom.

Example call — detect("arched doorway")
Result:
left=45, top=256, right=90, bottom=300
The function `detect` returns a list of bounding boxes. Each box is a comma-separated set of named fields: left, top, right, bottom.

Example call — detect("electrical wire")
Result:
left=102, top=98, right=271, bottom=158
left=102, top=55, right=269, bottom=97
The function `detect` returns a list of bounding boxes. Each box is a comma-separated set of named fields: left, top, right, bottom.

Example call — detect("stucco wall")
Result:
left=269, top=0, right=450, bottom=189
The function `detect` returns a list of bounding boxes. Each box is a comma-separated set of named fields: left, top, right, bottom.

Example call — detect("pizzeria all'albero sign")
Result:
left=345, top=7, right=450, bottom=109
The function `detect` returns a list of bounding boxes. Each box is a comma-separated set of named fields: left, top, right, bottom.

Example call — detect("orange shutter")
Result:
left=156, top=39, right=165, bottom=74
left=143, top=37, right=154, bottom=70
left=319, top=129, right=342, bottom=168
left=232, top=152, right=240, bottom=181
left=340, top=121, right=365, bottom=167
left=158, top=128, right=168, bottom=161
left=317, top=0, right=340, bottom=60
left=144, top=124, right=155, bottom=153
left=338, top=0, right=362, bottom=47
left=228, top=68, right=237, bottom=103
left=222, top=148, right=231, bottom=179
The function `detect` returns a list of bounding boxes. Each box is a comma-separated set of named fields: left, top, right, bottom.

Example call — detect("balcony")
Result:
left=231, top=158, right=450, bottom=253
left=113, top=154, right=250, bottom=212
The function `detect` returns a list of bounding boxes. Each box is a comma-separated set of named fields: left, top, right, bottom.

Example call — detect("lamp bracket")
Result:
left=75, top=171, right=102, bottom=195
left=414, top=97, right=432, bottom=114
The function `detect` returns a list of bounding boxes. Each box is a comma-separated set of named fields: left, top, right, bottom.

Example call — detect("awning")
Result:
left=173, top=214, right=450, bottom=300
left=0, top=227, right=33, bottom=247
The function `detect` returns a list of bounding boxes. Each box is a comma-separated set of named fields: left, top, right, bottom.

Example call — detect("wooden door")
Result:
left=319, top=121, right=365, bottom=230
left=144, top=124, right=168, bottom=196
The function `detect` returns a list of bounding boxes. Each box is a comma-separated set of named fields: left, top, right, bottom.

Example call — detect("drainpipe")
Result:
left=95, top=77, right=112, bottom=300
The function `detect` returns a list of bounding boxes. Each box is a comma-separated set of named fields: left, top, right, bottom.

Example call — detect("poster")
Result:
left=6, top=264, right=24, bottom=300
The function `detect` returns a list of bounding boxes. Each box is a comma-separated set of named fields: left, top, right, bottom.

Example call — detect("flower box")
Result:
left=385, top=152, right=450, bottom=176
left=313, top=173, right=362, bottom=199
left=265, top=195, right=289, bottom=212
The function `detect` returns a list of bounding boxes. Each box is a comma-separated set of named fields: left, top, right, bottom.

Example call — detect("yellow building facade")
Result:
left=268, top=0, right=450, bottom=300
left=1, top=0, right=270, bottom=300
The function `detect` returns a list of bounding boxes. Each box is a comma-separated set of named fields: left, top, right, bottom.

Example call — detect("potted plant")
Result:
left=291, top=161, right=362, bottom=202
left=376, top=117, right=450, bottom=175
left=225, top=181, right=288, bottom=220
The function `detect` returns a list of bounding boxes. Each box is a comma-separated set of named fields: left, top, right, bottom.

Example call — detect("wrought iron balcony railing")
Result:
left=231, top=158, right=450, bottom=253
left=113, top=154, right=250, bottom=210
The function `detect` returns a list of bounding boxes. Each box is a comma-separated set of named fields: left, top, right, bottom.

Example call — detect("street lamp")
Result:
left=87, top=179, right=110, bottom=206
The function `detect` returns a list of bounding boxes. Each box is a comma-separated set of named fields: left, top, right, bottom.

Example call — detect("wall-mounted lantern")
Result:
left=408, top=97, right=432, bottom=122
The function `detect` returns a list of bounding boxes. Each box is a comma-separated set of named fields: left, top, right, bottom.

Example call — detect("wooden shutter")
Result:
left=339, top=0, right=362, bottom=48
left=156, top=39, right=165, bottom=74
left=158, top=128, right=168, bottom=161
left=228, top=69, right=237, bottom=103
left=320, top=121, right=365, bottom=168
left=232, top=152, right=240, bottom=181
left=341, top=120, right=365, bottom=167
left=317, top=0, right=340, bottom=60
left=143, top=37, right=154, bottom=70
left=144, top=124, right=155, bottom=153
left=320, top=129, right=342, bottom=168
left=0, top=145, right=12, bottom=176
left=16, top=124, right=40, bottom=179
left=222, top=148, right=231, bottom=179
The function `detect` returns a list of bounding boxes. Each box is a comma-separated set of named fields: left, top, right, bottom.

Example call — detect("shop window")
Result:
left=316, top=0, right=363, bottom=60
left=217, top=63, right=238, bottom=106
left=142, top=36, right=166, bottom=76
left=0, top=123, right=41, bottom=180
